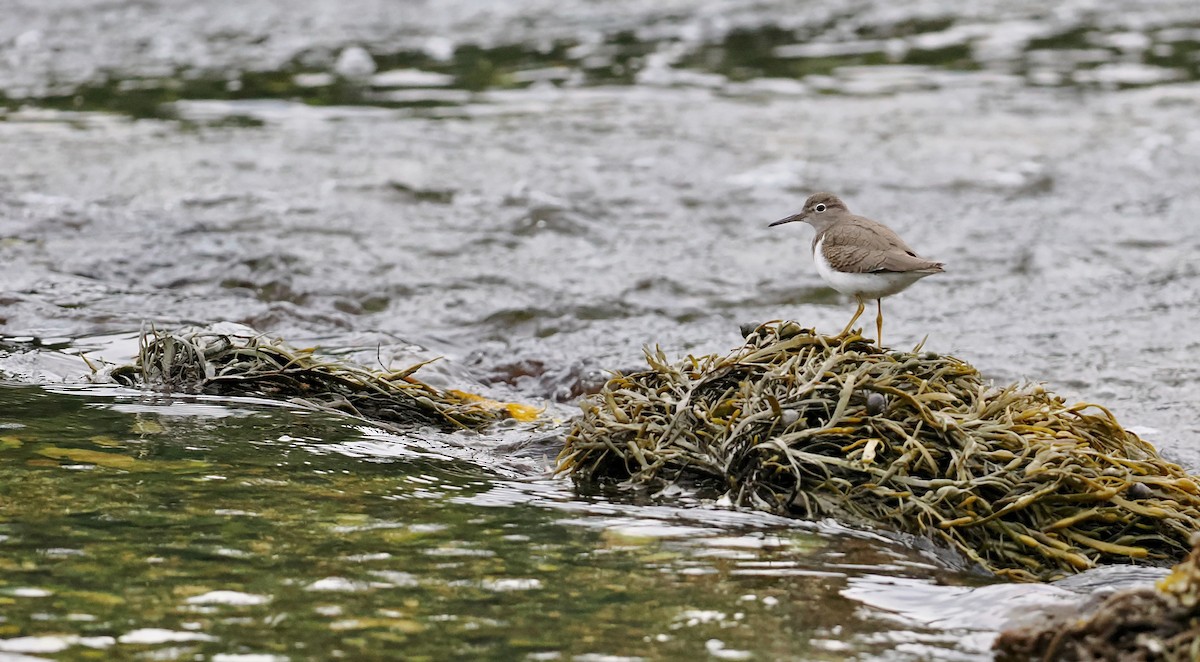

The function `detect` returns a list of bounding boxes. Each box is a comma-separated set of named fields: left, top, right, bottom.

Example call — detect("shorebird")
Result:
left=769, top=192, right=943, bottom=346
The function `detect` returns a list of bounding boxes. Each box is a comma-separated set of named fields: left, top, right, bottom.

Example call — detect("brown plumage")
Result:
left=817, top=216, right=944, bottom=275
left=768, top=192, right=944, bottom=346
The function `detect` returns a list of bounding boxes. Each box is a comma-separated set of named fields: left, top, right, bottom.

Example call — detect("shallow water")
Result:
left=0, top=384, right=1028, bottom=660
left=2, top=0, right=1199, bottom=659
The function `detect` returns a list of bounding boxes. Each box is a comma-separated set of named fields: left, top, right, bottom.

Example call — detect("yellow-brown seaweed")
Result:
left=557, top=322, right=1200, bottom=581
left=111, top=327, right=515, bottom=431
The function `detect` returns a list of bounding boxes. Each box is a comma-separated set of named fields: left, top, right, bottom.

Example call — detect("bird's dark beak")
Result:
left=768, top=213, right=804, bottom=227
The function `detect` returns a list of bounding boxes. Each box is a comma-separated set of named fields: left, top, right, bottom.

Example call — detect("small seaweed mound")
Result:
left=111, top=327, right=524, bottom=430
left=994, top=533, right=1200, bottom=660
left=557, top=322, right=1200, bottom=581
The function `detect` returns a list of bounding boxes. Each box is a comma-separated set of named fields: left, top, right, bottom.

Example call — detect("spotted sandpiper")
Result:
left=768, top=192, right=943, bottom=346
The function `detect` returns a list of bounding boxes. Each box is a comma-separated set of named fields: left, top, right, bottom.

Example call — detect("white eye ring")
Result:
left=814, top=203, right=827, bottom=213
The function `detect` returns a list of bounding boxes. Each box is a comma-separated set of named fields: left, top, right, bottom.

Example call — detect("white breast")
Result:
left=813, top=237, right=931, bottom=299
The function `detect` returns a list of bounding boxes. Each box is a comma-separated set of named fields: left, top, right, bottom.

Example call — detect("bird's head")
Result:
left=768, top=192, right=848, bottom=231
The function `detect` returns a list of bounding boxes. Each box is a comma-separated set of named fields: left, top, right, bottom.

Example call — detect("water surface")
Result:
left=0, top=384, right=1047, bottom=660
left=2, top=0, right=1199, bottom=658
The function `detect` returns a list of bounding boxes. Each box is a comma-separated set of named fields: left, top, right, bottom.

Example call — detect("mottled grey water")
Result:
left=1, top=0, right=1199, bottom=659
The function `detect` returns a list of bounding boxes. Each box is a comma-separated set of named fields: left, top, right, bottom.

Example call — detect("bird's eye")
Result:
left=814, top=203, right=826, bottom=213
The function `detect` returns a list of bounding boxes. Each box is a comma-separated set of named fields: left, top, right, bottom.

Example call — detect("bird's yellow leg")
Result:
left=839, top=297, right=865, bottom=337
left=875, top=298, right=884, bottom=348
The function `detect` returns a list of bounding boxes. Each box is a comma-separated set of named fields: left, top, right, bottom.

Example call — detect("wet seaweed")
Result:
left=557, top=322, right=1200, bottom=581
left=994, top=533, right=1200, bottom=660
left=110, top=327, right=520, bottom=431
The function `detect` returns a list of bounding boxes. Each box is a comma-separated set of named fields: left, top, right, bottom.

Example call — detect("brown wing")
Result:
left=821, top=216, right=944, bottom=274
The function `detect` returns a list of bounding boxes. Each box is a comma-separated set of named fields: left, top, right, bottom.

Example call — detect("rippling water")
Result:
left=0, top=384, right=1030, bottom=660
left=1, top=0, right=1199, bottom=659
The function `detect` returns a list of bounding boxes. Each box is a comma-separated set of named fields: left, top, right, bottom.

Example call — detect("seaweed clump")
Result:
left=557, top=322, right=1200, bottom=581
left=111, top=326, right=533, bottom=431
left=994, top=533, right=1200, bottom=660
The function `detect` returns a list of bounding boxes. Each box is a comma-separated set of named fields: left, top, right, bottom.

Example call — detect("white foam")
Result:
left=370, top=69, right=455, bottom=88
left=305, top=577, right=371, bottom=592
left=0, top=637, right=71, bottom=654
left=1075, top=62, right=1183, bottom=86
left=479, top=578, right=542, bottom=591
left=116, top=629, right=216, bottom=645
left=705, top=639, right=753, bottom=661
left=185, top=591, right=271, bottom=606
left=8, top=588, right=51, bottom=598
left=333, top=46, right=376, bottom=79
